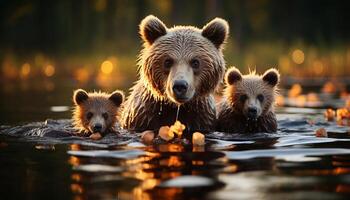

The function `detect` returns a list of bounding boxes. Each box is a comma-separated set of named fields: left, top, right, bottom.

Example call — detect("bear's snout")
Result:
left=172, top=80, right=189, bottom=99
left=93, top=123, right=103, bottom=133
left=247, top=107, right=258, bottom=119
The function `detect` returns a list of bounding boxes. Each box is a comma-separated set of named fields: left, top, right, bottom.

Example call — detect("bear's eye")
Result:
left=102, top=112, right=108, bottom=120
left=257, top=94, right=264, bottom=102
left=190, top=59, right=200, bottom=69
left=164, top=58, right=174, bottom=69
left=239, top=94, right=248, bottom=102
left=87, top=112, right=93, bottom=120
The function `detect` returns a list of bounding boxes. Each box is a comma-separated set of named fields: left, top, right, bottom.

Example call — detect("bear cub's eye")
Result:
left=239, top=94, right=248, bottom=102
left=102, top=112, right=108, bottom=120
left=87, top=112, right=93, bottom=120
left=190, top=58, right=200, bottom=69
left=164, top=58, right=174, bottom=69
left=257, top=94, right=264, bottom=102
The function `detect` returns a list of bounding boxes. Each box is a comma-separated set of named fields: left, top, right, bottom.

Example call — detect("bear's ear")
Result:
left=202, top=18, right=229, bottom=49
left=73, top=89, right=89, bottom=105
left=139, top=15, right=167, bottom=46
left=262, top=68, right=280, bottom=87
left=225, top=67, right=242, bottom=85
left=109, top=90, right=124, bottom=107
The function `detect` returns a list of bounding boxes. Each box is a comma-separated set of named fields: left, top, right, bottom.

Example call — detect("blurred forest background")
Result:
left=1, top=0, right=350, bottom=124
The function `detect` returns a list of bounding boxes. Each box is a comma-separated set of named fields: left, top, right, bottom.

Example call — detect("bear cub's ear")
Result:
left=73, top=89, right=89, bottom=105
left=225, top=67, right=242, bottom=85
left=262, top=68, right=280, bottom=87
left=139, top=15, right=167, bottom=46
left=202, top=18, right=229, bottom=49
left=109, top=90, right=125, bottom=107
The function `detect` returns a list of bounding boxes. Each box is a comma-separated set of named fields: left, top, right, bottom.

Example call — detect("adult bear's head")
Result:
left=138, top=15, right=229, bottom=104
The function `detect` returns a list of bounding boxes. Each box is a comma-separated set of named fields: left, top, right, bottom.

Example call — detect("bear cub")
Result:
left=216, top=67, right=280, bottom=133
left=72, top=89, right=124, bottom=136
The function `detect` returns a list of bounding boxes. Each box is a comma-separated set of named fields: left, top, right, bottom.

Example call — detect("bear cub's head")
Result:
left=139, top=15, right=229, bottom=104
left=224, top=67, right=280, bottom=120
left=72, top=89, right=124, bottom=135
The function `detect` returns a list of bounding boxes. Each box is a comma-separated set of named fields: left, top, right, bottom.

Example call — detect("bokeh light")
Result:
left=20, top=63, right=31, bottom=78
left=292, top=49, right=305, bottom=64
left=100, top=60, right=113, bottom=75
left=43, top=64, right=55, bottom=77
left=74, top=68, right=90, bottom=83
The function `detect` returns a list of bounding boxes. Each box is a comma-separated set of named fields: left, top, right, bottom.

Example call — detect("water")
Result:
left=1, top=81, right=350, bottom=199
left=176, top=105, right=180, bottom=122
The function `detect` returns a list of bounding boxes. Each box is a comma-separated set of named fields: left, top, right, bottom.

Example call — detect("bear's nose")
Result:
left=172, top=80, right=188, bottom=98
left=247, top=107, right=258, bottom=118
left=93, top=123, right=103, bottom=133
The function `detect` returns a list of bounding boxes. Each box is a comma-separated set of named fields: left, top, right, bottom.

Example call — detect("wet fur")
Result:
left=217, top=68, right=279, bottom=133
left=121, top=82, right=217, bottom=132
left=121, top=15, right=228, bottom=132
left=73, top=91, right=123, bottom=135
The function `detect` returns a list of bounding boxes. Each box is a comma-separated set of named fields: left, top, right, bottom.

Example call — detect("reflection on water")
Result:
left=1, top=77, right=350, bottom=199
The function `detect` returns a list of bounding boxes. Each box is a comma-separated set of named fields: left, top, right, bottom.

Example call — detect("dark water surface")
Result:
left=1, top=81, right=350, bottom=200
left=1, top=108, right=350, bottom=200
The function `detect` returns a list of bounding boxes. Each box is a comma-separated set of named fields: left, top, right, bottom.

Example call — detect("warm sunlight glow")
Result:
left=20, top=63, right=31, bottom=78
left=3, top=63, right=17, bottom=79
left=322, top=81, right=336, bottom=94
left=292, top=49, right=305, bottom=64
left=44, top=64, right=55, bottom=77
left=101, top=60, right=113, bottom=75
left=75, top=68, right=90, bottom=83
left=306, top=93, right=319, bottom=102
left=276, top=95, right=285, bottom=106
left=312, top=60, right=324, bottom=75
left=288, top=84, right=302, bottom=98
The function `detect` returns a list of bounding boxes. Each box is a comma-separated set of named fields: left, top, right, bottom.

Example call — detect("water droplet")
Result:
left=175, top=105, right=180, bottom=122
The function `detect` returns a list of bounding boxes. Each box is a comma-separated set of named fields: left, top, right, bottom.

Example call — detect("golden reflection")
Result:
left=158, top=144, right=184, bottom=152
left=192, top=160, right=204, bottom=166
left=159, top=156, right=183, bottom=167
left=68, top=156, right=81, bottom=166
left=70, top=144, right=81, bottom=151
left=161, top=171, right=181, bottom=179
left=43, top=64, right=55, bottom=77
left=222, top=164, right=238, bottom=173
left=70, top=183, right=83, bottom=194
left=140, top=179, right=159, bottom=190
left=292, top=49, right=305, bottom=64
left=192, top=145, right=205, bottom=152
left=71, top=173, right=82, bottom=182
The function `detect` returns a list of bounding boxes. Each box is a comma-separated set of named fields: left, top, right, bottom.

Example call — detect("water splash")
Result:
left=175, top=105, right=180, bottom=122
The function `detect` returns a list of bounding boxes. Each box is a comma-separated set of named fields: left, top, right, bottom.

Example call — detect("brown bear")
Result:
left=121, top=15, right=229, bottom=132
left=216, top=67, right=280, bottom=133
left=72, top=89, right=124, bottom=136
